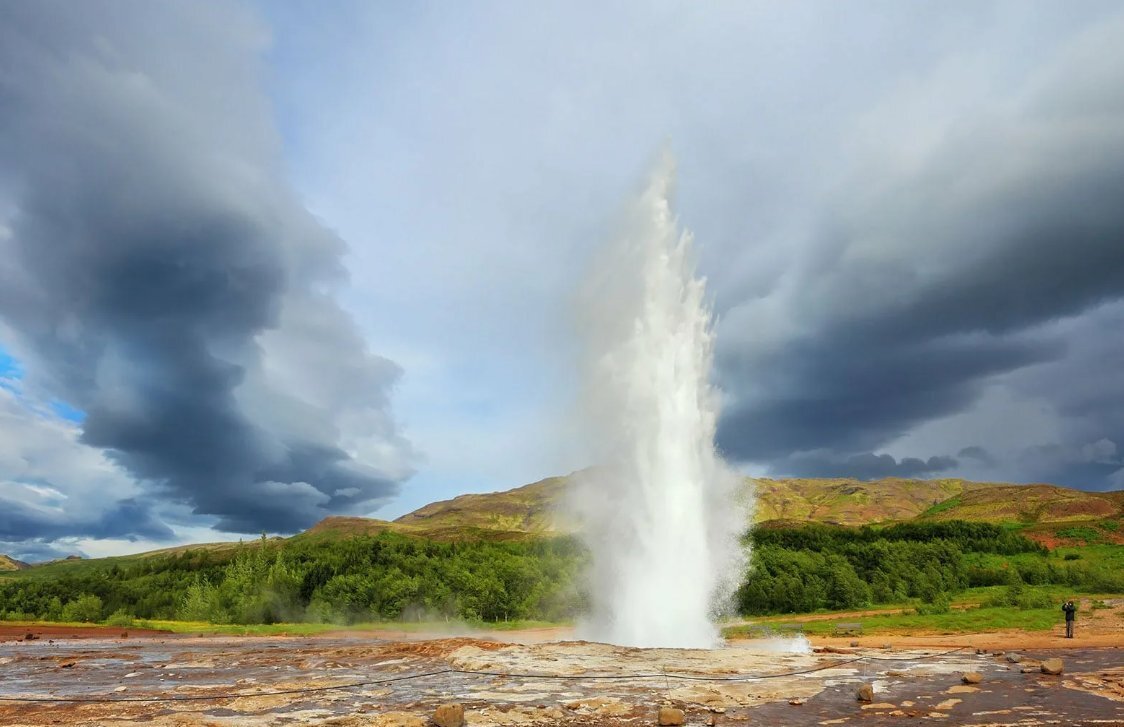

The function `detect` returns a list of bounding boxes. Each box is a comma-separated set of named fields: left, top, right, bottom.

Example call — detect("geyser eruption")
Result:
left=573, top=152, right=748, bottom=648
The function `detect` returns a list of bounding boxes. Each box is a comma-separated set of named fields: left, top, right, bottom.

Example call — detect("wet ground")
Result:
left=0, top=633, right=1121, bottom=725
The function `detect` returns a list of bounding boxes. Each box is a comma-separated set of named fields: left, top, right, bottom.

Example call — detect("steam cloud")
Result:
left=0, top=1, right=413, bottom=536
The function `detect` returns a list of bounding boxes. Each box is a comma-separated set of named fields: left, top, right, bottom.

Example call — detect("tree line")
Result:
left=1, top=521, right=1120, bottom=624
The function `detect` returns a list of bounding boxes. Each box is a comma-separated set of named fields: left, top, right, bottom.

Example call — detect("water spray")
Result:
left=572, top=151, right=749, bottom=648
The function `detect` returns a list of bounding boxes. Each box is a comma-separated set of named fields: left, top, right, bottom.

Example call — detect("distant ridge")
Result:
left=0, top=554, right=30, bottom=571
left=393, top=476, right=570, bottom=534
left=383, top=475, right=1098, bottom=533
left=295, top=474, right=1124, bottom=547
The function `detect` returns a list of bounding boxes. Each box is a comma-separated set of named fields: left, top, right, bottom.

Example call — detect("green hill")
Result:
left=393, top=476, right=571, bottom=533
left=376, top=474, right=1122, bottom=535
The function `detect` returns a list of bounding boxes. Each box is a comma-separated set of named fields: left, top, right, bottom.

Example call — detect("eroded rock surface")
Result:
left=0, top=636, right=1119, bottom=726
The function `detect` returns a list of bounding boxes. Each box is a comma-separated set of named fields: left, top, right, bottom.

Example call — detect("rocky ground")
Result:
left=1, top=627, right=1122, bottom=726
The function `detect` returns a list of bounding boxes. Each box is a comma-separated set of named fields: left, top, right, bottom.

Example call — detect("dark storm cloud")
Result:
left=957, top=447, right=996, bottom=467
left=717, top=334, right=1059, bottom=461
left=0, top=1, right=412, bottom=534
left=716, top=19, right=1124, bottom=489
left=772, top=452, right=958, bottom=480
left=0, top=498, right=171, bottom=542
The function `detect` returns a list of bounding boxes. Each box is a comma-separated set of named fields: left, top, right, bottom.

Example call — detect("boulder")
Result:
left=961, top=672, right=983, bottom=684
left=658, top=706, right=685, bottom=725
left=856, top=683, right=875, bottom=702
left=433, top=703, right=465, bottom=727
left=1040, top=658, right=1064, bottom=675
left=1005, top=653, right=1022, bottom=663
left=850, top=640, right=860, bottom=647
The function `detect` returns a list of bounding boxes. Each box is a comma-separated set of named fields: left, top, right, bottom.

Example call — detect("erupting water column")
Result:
left=573, top=152, right=748, bottom=648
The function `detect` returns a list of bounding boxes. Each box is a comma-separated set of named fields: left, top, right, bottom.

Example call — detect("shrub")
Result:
left=915, top=594, right=951, bottom=615
left=982, top=583, right=1052, bottom=610
left=105, top=609, right=135, bottom=627
left=60, top=594, right=103, bottom=623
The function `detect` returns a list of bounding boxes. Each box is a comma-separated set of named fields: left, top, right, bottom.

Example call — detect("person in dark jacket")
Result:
left=1062, top=600, right=1077, bottom=638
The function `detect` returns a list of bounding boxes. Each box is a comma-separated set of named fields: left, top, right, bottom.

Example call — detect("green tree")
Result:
left=61, top=594, right=103, bottom=623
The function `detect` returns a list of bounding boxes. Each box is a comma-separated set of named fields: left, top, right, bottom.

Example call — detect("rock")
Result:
left=1040, top=658, right=1064, bottom=675
left=432, top=703, right=464, bottom=727
left=59, top=661, right=77, bottom=669
left=113, top=686, right=127, bottom=693
left=371, top=713, right=426, bottom=727
left=658, top=706, right=685, bottom=725
left=856, top=683, right=875, bottom=702
left=1020, top=666, right=1038, bottom=673
left=962, top=672, right=983, bottom=684
left=789, top=698, right=805, bottom=705
left=886, top=670, right=908, bottom=677
left=850, top=640, right=860, bottom=647
left=24, top=633, right=36, bottom=641
left=882, top=643, right=893, bottom=650
left=976, top=648, right=985, bottom=655
left=1006, top=653, right=1022, bottom=663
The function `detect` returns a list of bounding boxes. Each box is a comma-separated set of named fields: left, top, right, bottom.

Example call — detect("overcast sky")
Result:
left=2, top=0, right=1123, bottom=560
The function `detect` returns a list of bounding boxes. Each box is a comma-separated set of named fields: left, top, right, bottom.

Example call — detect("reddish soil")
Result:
left=1025, top=529, right=1124, bottom=548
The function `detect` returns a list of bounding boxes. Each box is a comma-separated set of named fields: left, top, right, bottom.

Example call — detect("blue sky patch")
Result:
left=0, top=344, right=23, bottom=379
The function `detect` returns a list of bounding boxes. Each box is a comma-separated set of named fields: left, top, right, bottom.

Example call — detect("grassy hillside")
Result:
left=380, top=474, right=1123, bottom=535
left=919, top=484, right=1120, bottom=523
left=751, top=477, right=1001, bottom=524
left=393, top=476, right=571, bottom=534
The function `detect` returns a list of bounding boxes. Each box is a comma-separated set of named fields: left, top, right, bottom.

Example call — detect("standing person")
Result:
left=1062, top=600, right=1077, bottom=638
